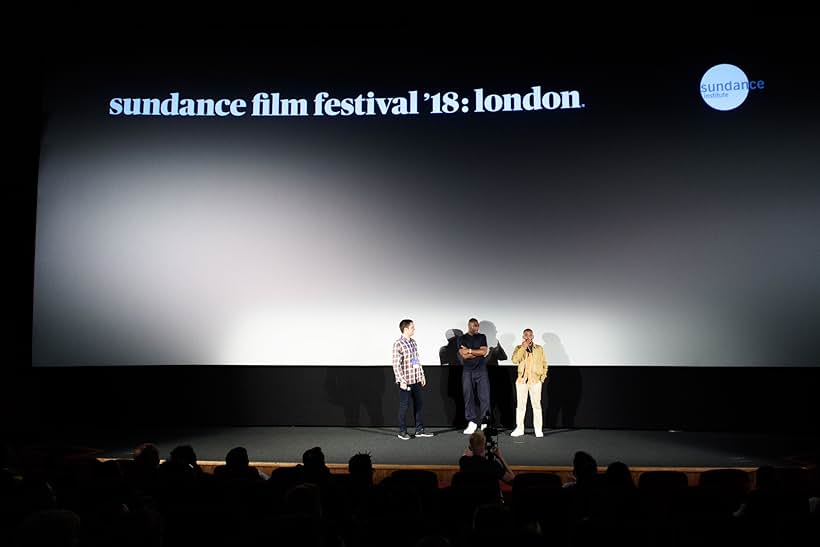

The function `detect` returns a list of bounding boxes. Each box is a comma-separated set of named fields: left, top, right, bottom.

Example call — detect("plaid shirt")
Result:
left=392, top=336, right=426, bottom=385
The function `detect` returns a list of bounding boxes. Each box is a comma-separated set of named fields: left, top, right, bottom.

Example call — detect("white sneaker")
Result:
left=510, top=428, right=524, bottom=437
left=535, top=430, right=544, bottom=438
left=463, top=421, right=477, bottom=434
left=480, top=423, right=487, bottom=431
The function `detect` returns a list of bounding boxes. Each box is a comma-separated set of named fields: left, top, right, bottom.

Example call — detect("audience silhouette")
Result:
left=0, top=439, right=816, bottom=547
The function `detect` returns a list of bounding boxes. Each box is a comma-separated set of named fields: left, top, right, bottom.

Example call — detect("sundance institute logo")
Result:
left=700, top=64, right=765, bottom=111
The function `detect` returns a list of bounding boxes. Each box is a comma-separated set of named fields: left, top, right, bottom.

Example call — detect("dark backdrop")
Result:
left=2, top=364, right=819, bottom=432
left=5, top=21, right=819, bottom=435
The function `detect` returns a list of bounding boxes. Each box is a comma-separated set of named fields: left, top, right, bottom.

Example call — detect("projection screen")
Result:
left=32, top=41, right=820, bottom=367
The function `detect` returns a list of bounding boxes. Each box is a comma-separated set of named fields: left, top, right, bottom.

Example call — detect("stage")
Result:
left=15, top=426, right=816, bottom=487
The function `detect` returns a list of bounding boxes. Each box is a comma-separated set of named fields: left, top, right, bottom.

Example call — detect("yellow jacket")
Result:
left=511, top=344, right=548, bottom=383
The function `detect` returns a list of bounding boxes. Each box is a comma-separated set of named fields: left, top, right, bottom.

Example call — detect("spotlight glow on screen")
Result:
left=32, top=45, right=820, bottom=367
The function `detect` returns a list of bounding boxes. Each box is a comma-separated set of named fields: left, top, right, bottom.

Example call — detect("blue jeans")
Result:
left=463, top=368, right=490, bottom=424
left=398, top=383, right=424, bottom=433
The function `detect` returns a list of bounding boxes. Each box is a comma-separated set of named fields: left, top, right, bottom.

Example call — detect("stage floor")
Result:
left=45, top=426, right=818, bottom=471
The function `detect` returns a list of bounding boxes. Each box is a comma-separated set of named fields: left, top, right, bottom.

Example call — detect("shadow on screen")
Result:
left=439, top=328, right=464, bottom=428
left=324, top=365, right=386, bottom=426
left=543, top=332, right=582, bottom=428
left=481, top=319, right=514, bottom=430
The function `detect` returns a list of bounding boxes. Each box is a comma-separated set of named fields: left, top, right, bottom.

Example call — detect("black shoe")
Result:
left=397, top=432, right=411, bottom=440
left=415, top=430, right=434, bottom=438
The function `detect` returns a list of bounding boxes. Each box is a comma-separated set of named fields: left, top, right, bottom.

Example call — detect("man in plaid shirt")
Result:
left=392, top=319, right=434, bottom=440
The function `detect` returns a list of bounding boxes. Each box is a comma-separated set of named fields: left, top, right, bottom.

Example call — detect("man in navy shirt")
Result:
left=457, top=318, right=491, bottom=434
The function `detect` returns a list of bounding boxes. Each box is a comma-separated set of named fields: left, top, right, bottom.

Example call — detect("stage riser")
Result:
left=120, top=460, right=760, bottom=489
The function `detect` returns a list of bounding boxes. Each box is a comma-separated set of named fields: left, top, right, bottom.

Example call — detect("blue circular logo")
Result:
left=700, top=64, right=750, bottom=111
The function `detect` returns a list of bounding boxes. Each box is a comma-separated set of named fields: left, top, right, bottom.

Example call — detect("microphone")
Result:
left=526, top=341, right=533, bottom=353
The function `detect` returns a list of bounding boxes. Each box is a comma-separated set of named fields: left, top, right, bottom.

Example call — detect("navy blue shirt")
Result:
left=457, top=333, right=488, bottom=371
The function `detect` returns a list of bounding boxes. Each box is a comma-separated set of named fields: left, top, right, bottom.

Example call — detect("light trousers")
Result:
left=515, top=381, right=543, bottom=432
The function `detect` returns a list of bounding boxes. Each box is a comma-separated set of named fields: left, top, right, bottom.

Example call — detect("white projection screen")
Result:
left=32, top=38, right=820, bottom=367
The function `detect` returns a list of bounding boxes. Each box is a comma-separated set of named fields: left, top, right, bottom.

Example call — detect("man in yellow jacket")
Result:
left=510, top=328, right=548, bottom=437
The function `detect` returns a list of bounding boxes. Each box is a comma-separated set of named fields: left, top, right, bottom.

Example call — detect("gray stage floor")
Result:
left=70, top=426, right=820, bottom=469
